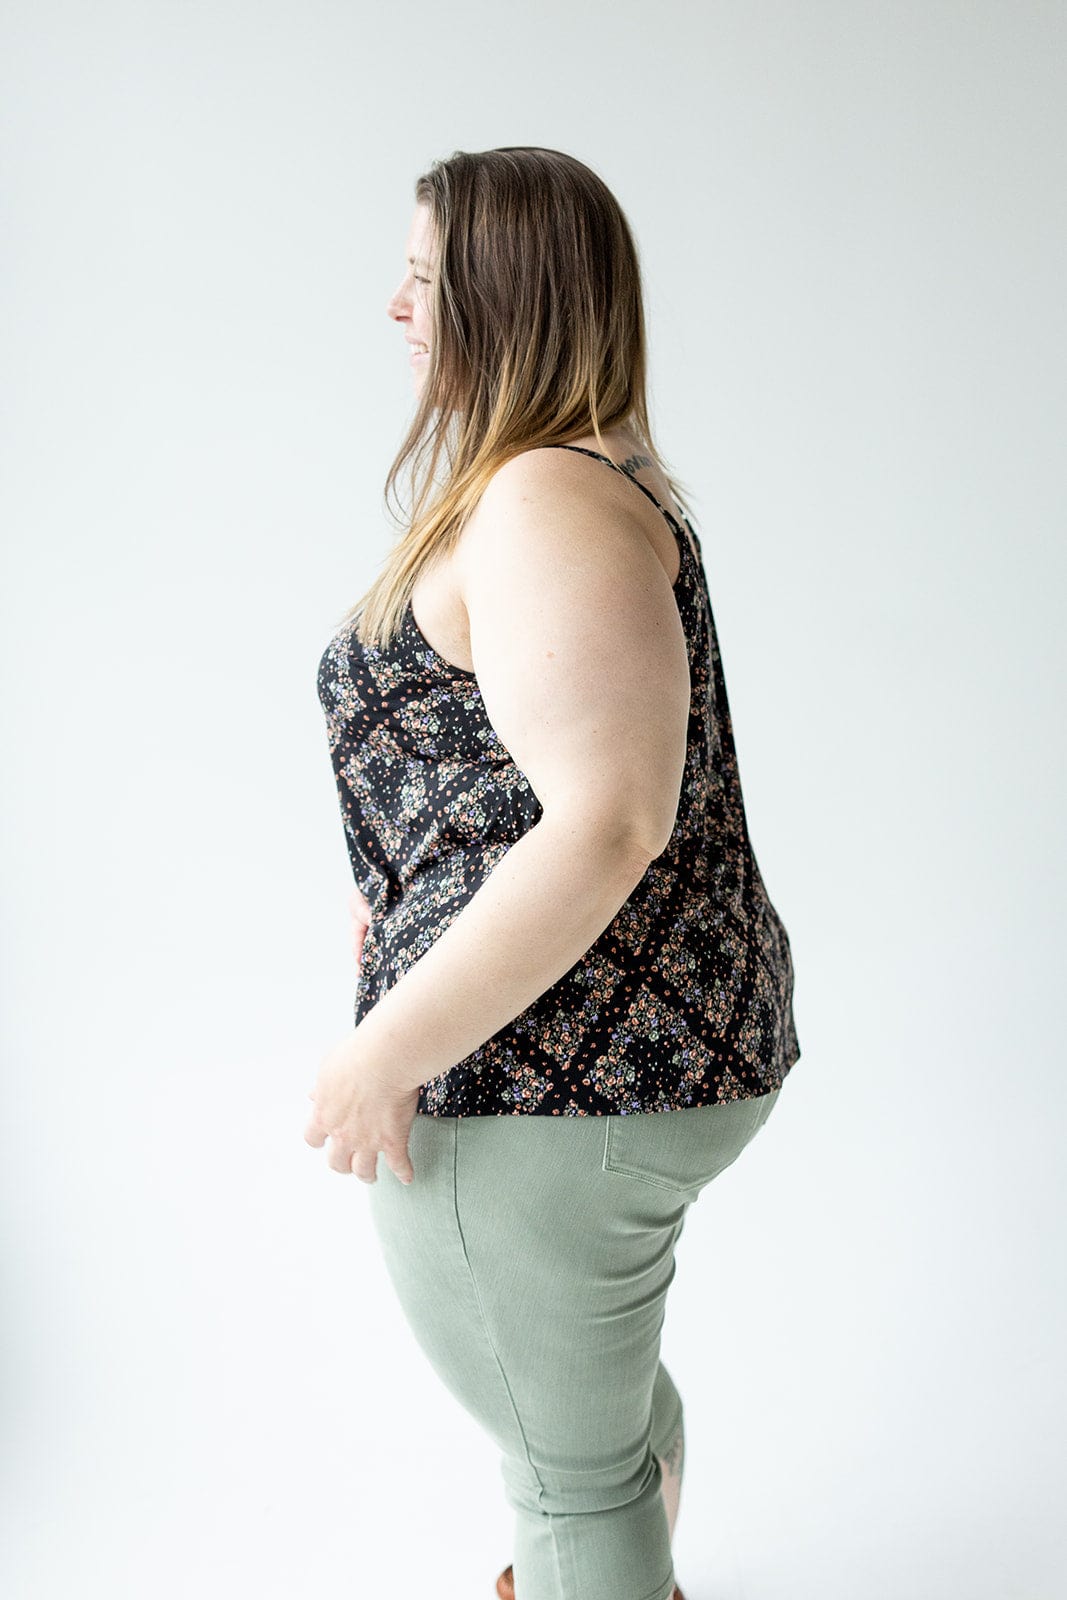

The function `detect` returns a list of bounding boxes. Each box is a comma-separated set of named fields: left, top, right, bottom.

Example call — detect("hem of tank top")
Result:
left=411, top=1077, right=794, bottom=1118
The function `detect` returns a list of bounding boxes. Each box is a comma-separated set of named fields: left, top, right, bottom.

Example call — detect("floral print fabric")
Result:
left=316, top=445, right=800, bottom=1115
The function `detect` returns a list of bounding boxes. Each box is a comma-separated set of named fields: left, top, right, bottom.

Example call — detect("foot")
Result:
left=496, top=1562, right=685, bottom=1599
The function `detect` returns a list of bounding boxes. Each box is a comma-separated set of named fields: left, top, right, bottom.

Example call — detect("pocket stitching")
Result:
left=602, top=1097, right=777, bottom=1193
left=603, top=1118, right=699, bottom=1194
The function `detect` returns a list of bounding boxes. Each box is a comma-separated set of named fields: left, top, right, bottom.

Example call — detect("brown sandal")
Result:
left=496, top=1562, right=685, bottom=1599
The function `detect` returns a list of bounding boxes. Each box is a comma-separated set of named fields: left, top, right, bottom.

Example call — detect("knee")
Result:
left=502, top=1440, right=662, bottom=1519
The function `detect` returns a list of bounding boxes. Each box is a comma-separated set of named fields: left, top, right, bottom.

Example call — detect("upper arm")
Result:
left=456, top=449, right=691, bottom=858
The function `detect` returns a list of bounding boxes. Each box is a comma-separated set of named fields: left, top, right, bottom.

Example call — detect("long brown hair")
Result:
left=341, top=146, right=695, bottom=647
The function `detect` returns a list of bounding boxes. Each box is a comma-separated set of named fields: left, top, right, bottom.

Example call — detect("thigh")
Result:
left=453, top=1095, right=780, bottom=1454
left=453, top=1113, right=687, bottom=1492
left=366, top=1114, right=534, bottom=1461
left=367, top=1095, right=780, bottom=1496
left=368, top=1113, right=676, bottom=1488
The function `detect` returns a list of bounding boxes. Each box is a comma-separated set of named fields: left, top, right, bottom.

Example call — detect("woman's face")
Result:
left=386, top=201, right=436, bottom=391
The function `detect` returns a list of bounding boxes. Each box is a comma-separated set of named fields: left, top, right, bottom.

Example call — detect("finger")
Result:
left=349, top=1148, right=379, bottom=1184
left=349, top=885, right=372, bottom=921
left=379, top=1139, right=412, bottom=1190
left=304, top=1105, right=328, bottom=1147
left=383, top=1142, right=414, bottom=1186
left=327, top=1135, right=357, bottom=1175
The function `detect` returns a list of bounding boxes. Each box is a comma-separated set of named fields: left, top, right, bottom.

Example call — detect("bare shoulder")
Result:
left=445, top=440, right=692, bottom=853
left=476, top=442, right=635, bottom=513
left=455, top=444, right=648, bottom=586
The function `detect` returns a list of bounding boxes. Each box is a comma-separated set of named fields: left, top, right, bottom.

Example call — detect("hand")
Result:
left=304, top=1032, right=418, bottom=1185
left=349, top=885, right=373, bottom=967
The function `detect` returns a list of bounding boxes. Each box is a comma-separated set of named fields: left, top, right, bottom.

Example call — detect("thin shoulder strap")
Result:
left=547, top=443, right=682, bottom=527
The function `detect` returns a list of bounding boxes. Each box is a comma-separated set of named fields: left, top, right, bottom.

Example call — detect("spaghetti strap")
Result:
left=548, top=443, right=684, bottom=527
left=547, top=444, right=671, bottom=518
left=547, top=444, right=703, bottom=576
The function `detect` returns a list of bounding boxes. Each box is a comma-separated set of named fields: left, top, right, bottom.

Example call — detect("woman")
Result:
left=307, top=147, right=800, bottom=1600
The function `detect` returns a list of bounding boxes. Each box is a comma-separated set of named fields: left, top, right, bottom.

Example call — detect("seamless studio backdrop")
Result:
left=2, top=4, right=1065, bottom=1599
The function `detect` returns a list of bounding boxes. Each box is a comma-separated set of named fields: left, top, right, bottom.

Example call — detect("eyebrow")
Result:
left=408, top=256, right=434, bottom=269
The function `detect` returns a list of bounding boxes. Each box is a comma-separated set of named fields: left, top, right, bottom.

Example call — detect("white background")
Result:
left=2, top=3, right=1065, bottom=1597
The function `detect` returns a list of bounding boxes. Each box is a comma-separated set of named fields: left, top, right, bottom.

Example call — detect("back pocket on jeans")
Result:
left=601, top=1091, right=779, bottom=1194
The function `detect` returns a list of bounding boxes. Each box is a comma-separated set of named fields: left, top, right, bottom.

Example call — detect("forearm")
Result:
left=351, top=814, right=657, bottom=1092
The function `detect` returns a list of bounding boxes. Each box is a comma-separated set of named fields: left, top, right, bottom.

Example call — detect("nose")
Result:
left=386, top=281, right=411, bottom=322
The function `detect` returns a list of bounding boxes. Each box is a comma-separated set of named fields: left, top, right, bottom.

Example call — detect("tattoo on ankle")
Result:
left=659, top=1421, right=685, bottom=1479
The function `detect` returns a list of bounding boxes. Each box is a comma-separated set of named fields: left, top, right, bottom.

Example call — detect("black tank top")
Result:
left=316, top=445, right=801, bottom=1116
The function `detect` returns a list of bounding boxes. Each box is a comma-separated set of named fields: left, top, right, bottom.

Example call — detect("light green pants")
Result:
left=367, top=1086, right=783, bottom=1600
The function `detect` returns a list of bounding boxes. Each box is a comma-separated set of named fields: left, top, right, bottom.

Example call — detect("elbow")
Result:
left=543, top=799, right=679, bottom=870
left=608, top=814, right=677, bottom=868
left=628, top=812, right=678, bottom=863
left=612, top=777, right=685, bottom=863
left=536, top=754, right=686, bottom=868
